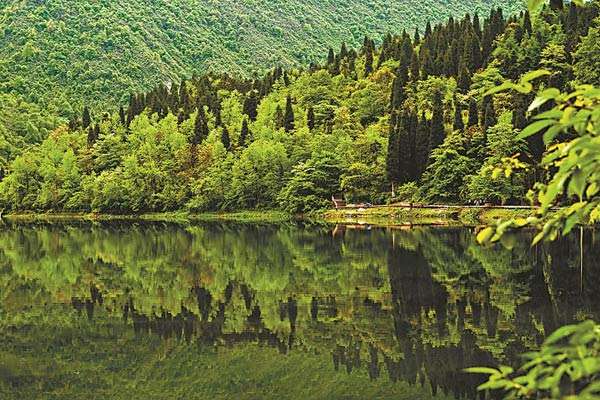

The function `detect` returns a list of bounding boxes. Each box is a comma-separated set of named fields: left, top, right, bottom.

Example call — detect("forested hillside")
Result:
left=0, top=0, right=522, bottom=113
left=1, top=1, right=599, bottom=215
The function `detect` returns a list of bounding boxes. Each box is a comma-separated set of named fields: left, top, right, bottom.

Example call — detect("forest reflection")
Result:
left=1, top=221, right=599, bottom=399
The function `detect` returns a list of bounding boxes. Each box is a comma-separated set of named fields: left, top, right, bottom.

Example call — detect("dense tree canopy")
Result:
left=1, top=2, right=599, bottom=213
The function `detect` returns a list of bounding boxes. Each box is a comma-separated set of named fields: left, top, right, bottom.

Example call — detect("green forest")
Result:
left=1, top=0, right=599, bottom=215
left=0, top=0, right=522, bottom=113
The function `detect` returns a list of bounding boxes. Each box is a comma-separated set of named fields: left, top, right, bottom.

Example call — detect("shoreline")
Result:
left=0, top=206, right=534, bottom=227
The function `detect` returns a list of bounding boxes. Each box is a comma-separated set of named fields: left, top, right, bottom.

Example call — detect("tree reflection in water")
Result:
left=1, top=222, right=599, bottom=399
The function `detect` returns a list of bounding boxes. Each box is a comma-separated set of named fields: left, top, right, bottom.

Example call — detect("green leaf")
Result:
left=484, top=81, right=516, bottom=97
left=521, top=70, right=551, bottom=83
left=517, top=120, right=555, bottom=140
left=476, top=227, right=495, bottom=244
left=545, top=324, right=580, bottom=345
left=528, top=0, right=546, bottom=12
left=464, top=367, right=501, bottom=375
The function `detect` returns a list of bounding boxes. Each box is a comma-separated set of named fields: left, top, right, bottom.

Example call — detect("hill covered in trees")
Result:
left=1, top=1, right=599, bottom=214
left=0, top=0, right=523, bottom=114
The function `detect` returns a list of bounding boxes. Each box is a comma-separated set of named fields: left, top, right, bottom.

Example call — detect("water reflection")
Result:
left=1, top=221, right=599, bottom=399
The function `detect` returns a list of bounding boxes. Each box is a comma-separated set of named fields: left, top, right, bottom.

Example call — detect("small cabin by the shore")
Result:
left=332, top=194, right=346, bottom=209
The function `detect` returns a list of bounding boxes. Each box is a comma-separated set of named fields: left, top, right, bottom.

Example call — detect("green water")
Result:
left=1, top=221, right=598, bottom=399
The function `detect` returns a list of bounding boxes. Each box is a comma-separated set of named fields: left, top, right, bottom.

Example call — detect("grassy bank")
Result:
left=0, top=210, right=292, bottom=224
left=322, top=206, right=534, bottom=227
left=1, top=207, right=535, bottom=227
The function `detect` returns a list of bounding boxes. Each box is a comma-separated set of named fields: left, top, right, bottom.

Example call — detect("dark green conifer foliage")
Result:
left=386, top=113, right=401, bottom=187
left=453, top=100, right=464, bottom=131
left=468, top=98, right=479, bottom=127
left=221, top=125, right=231, bottom=151
left=239, top=118, right=250, bottom=148
left=275, top=105, right=284, bottom=130
left=414, top=112, right=431, bottom=177
left=550, top=0, right=563, bottom=10
left=390, top=65, right=408, bottom=110
left=119, top=106, right=126, bottom=126
left=398, top=110, right=414, bottom=184
left=284, top=95, right=295, bottom=133
left=410, top=51, right=421, bottom=81
left=307, top=106, right=315, bottom=131
left=430, top=91, right=445, bottom=149
left=82, top=107, right=91, bottom=129
left=327, top=48, right=335, bottom=65
left=192, top=107, right=208, bottom=145
left=243, top=91, right=259, bottom=121
left=364, top=45, right=374, bottom=76
left=512, top=95, right=528, bottom=130
left=457, top=64, right=471, bottom=92
left=473, top=13, right=482, bottom=37
left=483, top=98, right=497, bottom=131
left=523, top=10, right=532, bottom=35
left=87, top=124, right=99, bottom=146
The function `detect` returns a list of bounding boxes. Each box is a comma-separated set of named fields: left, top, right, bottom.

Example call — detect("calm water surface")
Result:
left=1, top=221, right=599, bottom=399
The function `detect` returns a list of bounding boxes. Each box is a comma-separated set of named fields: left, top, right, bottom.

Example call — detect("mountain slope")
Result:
left=0, top=0, right=523, bottom=114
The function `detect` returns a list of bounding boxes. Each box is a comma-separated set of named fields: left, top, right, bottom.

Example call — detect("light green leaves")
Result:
left=467, top=321, right=600, bottom=399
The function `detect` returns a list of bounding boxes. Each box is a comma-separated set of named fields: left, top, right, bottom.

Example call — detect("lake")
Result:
left=1, top=221, right=598, bottom=399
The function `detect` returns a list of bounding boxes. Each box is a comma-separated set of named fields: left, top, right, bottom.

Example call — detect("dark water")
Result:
left=1, top=221, right=599, bottom=399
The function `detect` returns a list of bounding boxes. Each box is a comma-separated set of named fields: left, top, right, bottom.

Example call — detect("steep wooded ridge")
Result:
left=0, top=0, right=522, bottom=112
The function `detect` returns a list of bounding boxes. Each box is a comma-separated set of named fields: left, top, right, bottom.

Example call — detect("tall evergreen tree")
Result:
left=512, top=95, right=528, bottom=130
left=192, top=107, right=209, bottom=145
left=82, top=107, right=91, bottom=129
left=284, top=95, right=295, bottom=133
left=397, top=110, right=414, bottom=184
left=239, top=118, right=250, bottom=148
left=430, top=91, right=445, bottom=148
left=483, top=98, right=497, bottom=131
left=386, top=113, right=401, bottom=194
left=275, top=105, right=284, bottom=130
left=550, top=0, right=563, bottom=10
left=243, top=91, right=259, bottom=121
left=221, top=126, right=231, bottom=151
left=307, top=106, right=315, bottom=131
left=119, top=106, right=126, bottom=126
left=364, top=45, right=374, bottom=76
left=453, top=100, right=464, bottom=131
left=468, top=98, right=479, bottom=127
left=414, top=113, right=431, bottom=177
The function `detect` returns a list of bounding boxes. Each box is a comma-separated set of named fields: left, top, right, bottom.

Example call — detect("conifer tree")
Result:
left=364, top=45, right=374, bottom=76
left=457, top=64, right=471, bottom=93
left=453, top=100, right=464, bottom=131
left=414, top=112, right=431, bottom=177
left=307, top=106, right=315, bottom=131
left=483, top=98, right=497, bottom=131
left=430, top=91, right=445, bottom=148
left=275, top=105, right=284, bottom=130
left=397, top=110, right=414, bottom=184
left=239, top=118, right=250, bottom=148
left=82, top=107, right=91, bottom=129
left=192, top=107, right=209, bottom=145
left=284, top=95, right=295, bottom=133
left=468, top=98, right=479, bottom=127
left=523, top=10, right=533, bottom=35
left=386, top=113, right=401, bottom=195
left=243, top=91, right=259, bottom=121
left=327, top=48, right=335, bottom=65
left=512, top=95, right=528, bottom=130
left=550, top=0, right=563, bottom=10
left=119, top=106, right=126, bottom=126
left=410, top=52, right=421, bottom=81
left=221, top=126, right=231, bottom=151
left=390, top=65, right=408, bottom=110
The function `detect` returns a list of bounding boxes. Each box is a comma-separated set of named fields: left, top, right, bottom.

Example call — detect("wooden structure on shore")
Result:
left=331, top=194, right=346, bottom=209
